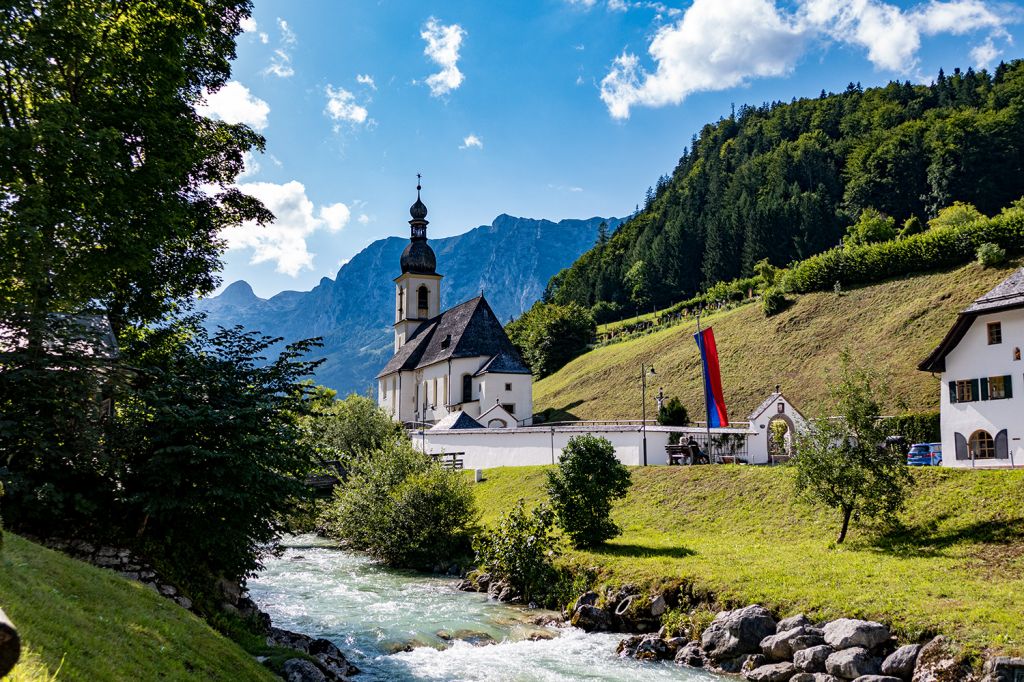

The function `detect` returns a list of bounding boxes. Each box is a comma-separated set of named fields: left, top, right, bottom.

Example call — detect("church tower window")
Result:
left=418, top=285, right=429, bottom=317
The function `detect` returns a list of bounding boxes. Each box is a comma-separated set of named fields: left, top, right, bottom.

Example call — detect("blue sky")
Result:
left=203, top=0, right=1024, bottom=297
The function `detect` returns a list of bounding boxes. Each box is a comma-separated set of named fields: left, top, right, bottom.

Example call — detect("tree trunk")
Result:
left=837, top=506, right=852, bottom=544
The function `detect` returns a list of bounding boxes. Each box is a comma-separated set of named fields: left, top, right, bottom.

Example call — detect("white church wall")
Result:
left=478, top=372, right=533, bottom=425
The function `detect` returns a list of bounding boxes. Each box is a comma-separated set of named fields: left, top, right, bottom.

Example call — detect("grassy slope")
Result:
left=0, top=533, right=274, bottom=682
left=536, top=260, right=1022, bottom=421
left=473, top=466, right=1024, bottom=654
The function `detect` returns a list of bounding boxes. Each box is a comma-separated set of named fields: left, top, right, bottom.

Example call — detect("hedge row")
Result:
left=880, top=412, right=941, bottom=444
left=782, top=208, right=1024, bottom=294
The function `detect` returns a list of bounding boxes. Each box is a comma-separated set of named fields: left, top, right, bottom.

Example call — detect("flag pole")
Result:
left=697, top=308, right=712, bottom=462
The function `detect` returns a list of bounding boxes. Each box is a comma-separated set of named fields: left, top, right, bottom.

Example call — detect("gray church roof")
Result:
left=920, top=268, right=1024, bottom=372
left=377, top=296, right=531, bottom=378
left=430, top=410, right=483, bottom=430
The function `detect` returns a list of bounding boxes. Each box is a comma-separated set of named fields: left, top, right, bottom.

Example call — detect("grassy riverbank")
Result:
left=473, top=465, right=1024, bottom=655
left=0, top=533, right=274, bottom=682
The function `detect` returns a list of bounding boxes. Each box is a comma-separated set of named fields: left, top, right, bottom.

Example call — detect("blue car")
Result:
left=907, top=442, right=942, bottom=466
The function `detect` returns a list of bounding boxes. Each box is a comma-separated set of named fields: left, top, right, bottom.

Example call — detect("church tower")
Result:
left=393, top=178, right=442, bottom=351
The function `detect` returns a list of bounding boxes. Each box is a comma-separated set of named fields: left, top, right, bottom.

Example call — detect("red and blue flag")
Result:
left=694, top=327, right=729, bottom=428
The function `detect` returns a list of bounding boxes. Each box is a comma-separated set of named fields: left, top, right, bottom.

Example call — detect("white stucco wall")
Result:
left=746, top=394, right=808, bottom=465
left=414, top=425, right=755, bottom=468
left=478, top=372, right=533, bottom=425
left=939, top=309, right=1024, bottom=468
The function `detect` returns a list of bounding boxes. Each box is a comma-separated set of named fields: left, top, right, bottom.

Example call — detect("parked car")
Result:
left=907, top=442, right=942, bottom=466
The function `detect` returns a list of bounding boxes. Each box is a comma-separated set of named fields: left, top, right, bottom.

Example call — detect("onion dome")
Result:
left=400, top=239, right=437, bottom=274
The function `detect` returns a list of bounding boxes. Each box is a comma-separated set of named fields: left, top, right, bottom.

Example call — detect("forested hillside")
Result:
left=548, top=62, right=1024, bottom=312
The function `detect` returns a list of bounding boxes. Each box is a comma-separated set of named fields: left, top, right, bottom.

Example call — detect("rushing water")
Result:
left=249, top=535, right=719, bottom=682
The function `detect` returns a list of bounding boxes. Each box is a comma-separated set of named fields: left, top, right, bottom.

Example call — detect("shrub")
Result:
left=658, top=397, right=689, bottom=426
left=761, top=288, right=788, bottom=317
left=302, top=391, right=405, bottom=464
left=546, top=435, right=632, bottom=548
left=929, top=201, right=985, bottom=230
left=506, top=302, right=596, bottom=378
left=321, top=441, right=478, bottom=569
left=881, top=412, right=940, bottom=443
left=590, top=300, right=622, bottom=325
left=899, top=216, right=925, bottom=239
left=844, top=208, right=896, bottom=246
left=473, top=500, right=559, bottom=604
left=977, top=242, right=1007, bottom=268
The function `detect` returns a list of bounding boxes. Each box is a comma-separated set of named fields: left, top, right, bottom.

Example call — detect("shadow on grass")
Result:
left=596, top=543, right=696, bottom=559
left=536, top=401, right=584, bottom=423
left=866, top=515, right=1024, bottom=557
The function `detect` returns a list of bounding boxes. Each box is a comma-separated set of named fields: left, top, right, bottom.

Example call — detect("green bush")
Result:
left=881, top=412, right=941, bottom=443
left=929, top=201, right=985, bottom=230
left=546, top=435, right=632, bottom=548
left=321, top=441, right=478, bottom=569
left=899, top=216, right=925, bottom=239
left=591, top=300, right=622, bottom=325
left=782, top=202, right=1024, bottom=294
left=761, top=288, right=789, bottom=317
left=657, top=397, right=689, bottom=426
left=506, top=302, right=596, bottom=378
left=473, top=499, right=559, bottom=604
left=301, top=391, right=405, bottom=464
left=844, top=208, right=897, bottom=246
left=977, top=242, right=1007, bottom=268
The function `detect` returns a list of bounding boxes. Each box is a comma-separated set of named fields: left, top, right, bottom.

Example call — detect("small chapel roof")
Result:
left=919, top=267, right=1024, bottom=372
left=430, top=410, right=483, bottom=430
left=377, top=296, right=531, bottom=377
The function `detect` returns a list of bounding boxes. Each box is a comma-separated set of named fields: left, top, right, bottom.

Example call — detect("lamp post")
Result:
left=641, top=364, right=656, bottom=465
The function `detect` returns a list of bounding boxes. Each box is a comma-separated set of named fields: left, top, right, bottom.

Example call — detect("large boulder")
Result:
left=702, top=605, right=778, bottom=662
left=982, top=657, right=1024, bottom=682
left=0, top=609, right=19, bottom=679
left=911, top=637, right=976, bottom=682
left=827, top=647, right=882, bottom=680
left=792, top=675, right=843, bottom=682
left=649, top=594, right=668, bottom=617
left=746, top=662, right=798, bottom=682
left=882, top=645, right=922, bottom=680
left=571, top=604, right=611, bottom=632
left=675, top=641, right=707, bottom=668
left=763, top=627, right=827, bottom=661
left=823, top=620, right=890, bottom=651
left=778, top=615, right=814, bottom=631
left=853, top=677, right=902, bottom=682
left=268, top=627, right=314, bottom=653
left=282, top=659, right=328, bottom=682
left=795, top=645, right=836, bottom=673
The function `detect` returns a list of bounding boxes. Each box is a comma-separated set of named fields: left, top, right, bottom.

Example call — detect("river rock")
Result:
left=676, top=641, right=707, bottom=668
left=823, top=620, right=890, bottom=651
left=268, top=627, right=315, bottom=653
left=882, top=645, right=921, bottom=680
left=571, top=605, right=611, bottom=632
left=911, top=637, right=976, bottom=682
left=635, top=636, right=672, bottom=661
left=650, top=594, right=668, bottom=617
left=763, top=627, right=826, bottom=661
left=309, top=638, right=359, bottom=677
left=282, top=658, right=328, bottom=682
left=778, top=615, right=814, bottom=631
left=792, top=675, right=842, bottom=682
left=744, top=655, right=769, bottom=671
left=795, top=645, right=836, bottom=673
left=827, top=648, right=881, bottom=680
left=573, top=591, right=599, bottom=613
left=745, top=662, right=798, bottom=682
left=853, top=676, right=903, bottom=682
left=617, top=635, right=644, bottom=658
left=702, top=605, right=778, bottom=662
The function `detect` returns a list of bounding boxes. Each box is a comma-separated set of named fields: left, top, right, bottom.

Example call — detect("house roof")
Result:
left=377, top=296, right=530, bottom=378
left=479, top=401, right=518, bottom=427
left=919, top=268, right=1024, bottom=372
left=748, top=392, right=783, bottom=421
left=430, top=410, right=483, bottom=430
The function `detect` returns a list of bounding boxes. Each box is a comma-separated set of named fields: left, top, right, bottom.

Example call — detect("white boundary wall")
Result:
left=412, top=424, right=765, bottom=468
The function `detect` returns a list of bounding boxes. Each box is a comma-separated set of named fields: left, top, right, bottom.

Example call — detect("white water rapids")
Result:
left=249, top=535, right=720, bottom=681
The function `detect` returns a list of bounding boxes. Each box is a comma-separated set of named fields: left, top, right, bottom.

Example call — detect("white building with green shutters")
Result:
left=920, top=269, right=1024, bottom=467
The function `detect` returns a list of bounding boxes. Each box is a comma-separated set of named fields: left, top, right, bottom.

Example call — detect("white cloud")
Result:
left=600, top=0, right=1016, bottom=119
left=576, top=75, right=586, bottom=86
left=567, top=0, right=598, bottom=7
left=196, top=81, right=270, bottom=130
left=259, top=32, right=269, bottom=44
left=238, top=150, right=261, bottom=179
left=970, top=37, right=1000, bottom=68
left=239, top=16, right=257, bottom=33
left=548, top=183, right=585, bottom=193
left=421, top=18, right=467, bottom=97
left=600, top=0, right=805, bottom=119
left=324, top=85, right=369, bottom=126
left=356, top=74, right=377, bottom=89
left=224, top=180, right=351, bottom=276
left=265, top=18, right=296, bottom=78
left=357, top=214, right=371, bottom=225
left=459, top=133, right=483, bottom=150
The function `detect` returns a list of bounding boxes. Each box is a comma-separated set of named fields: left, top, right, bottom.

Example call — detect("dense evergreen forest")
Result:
left=547, top=61, right=1024, bottom=314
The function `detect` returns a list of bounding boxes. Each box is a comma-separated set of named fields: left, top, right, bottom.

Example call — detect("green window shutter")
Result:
left=1005, top=375, right=1013, bottom=399
left=980, top=377, right=990, bottom=401
left=970, top=378, right=980, bottom=402
left=949, top=381, right=958, bottom=404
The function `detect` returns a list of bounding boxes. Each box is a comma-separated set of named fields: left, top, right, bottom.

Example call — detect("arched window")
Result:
left=417, top=285, right=429, bottom=315
left=969, top=430, right=995, bottom=459
left=462, top=374, right=472, bottom=403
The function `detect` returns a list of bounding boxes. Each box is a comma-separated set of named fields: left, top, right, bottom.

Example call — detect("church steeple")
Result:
left=393, top=176, right=443, bottom=352
left=400, top=175, right=437, bottom=275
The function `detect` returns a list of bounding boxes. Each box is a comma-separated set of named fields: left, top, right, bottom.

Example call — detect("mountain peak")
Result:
left=217, top=280, right=261, bottom=305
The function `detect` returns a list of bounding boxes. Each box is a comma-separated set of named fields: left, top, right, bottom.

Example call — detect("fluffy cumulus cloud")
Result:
left=239, top=16, right=257, bottom=33
left=265, top=18, right=296, bottom=78
left=459, top=133, right=483, bottom=149
left=421, top=18, right=466, bottom=97
left=600, top=0, right=1017, bottom=119
left=601, top=0, right=805, bottom=119
left=356, top=73, right=376, bottom=89
left=224, top=181, right=351, bottom=276
left=324, top=85, right=369, bottom=126
left=196, top=81, right=270, bottom=130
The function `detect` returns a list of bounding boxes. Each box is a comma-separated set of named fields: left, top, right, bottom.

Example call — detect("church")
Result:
left=376, top=184, right=534, bottom=428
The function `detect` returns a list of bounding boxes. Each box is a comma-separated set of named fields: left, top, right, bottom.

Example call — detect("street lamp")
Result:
left=641, top=364, right=656, bottom=465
